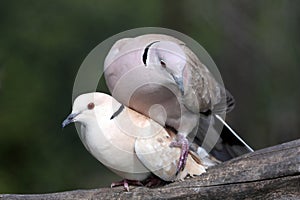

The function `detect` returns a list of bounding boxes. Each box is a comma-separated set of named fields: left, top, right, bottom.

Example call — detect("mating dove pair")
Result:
left=63, top=34, right=253, bottom=190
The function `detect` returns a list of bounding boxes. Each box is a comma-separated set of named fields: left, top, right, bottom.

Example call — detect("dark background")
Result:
left=0, top=0, right=299, bottom=193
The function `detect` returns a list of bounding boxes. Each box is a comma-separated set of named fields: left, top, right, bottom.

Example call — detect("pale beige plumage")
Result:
left=135, top=129, right=206, bottom=181
left=62, top=92, right=208, bottom=186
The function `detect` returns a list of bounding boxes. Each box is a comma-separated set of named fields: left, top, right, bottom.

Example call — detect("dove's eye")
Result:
left=87, top=102, right=95, bottom=110
left=160, top=60, right=166, bottom=68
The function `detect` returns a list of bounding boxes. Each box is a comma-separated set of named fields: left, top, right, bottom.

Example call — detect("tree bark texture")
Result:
left=1, top=139, right=299, bottom=200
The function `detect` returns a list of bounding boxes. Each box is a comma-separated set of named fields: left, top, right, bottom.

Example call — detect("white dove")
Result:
left=104, top=34, right=253, bottom=171
left=62, top=92, right=210, bottom=191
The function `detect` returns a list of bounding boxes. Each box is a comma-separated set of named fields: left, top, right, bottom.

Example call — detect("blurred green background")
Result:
left=0, top=0, right=299, bottom=194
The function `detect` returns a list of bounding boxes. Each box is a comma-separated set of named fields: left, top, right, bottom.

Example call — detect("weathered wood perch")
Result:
left=1, top=139, right=299, bottom=200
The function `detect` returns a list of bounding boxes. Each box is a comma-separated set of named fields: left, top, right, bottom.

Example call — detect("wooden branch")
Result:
left=1, top=139, right=299, bottom=200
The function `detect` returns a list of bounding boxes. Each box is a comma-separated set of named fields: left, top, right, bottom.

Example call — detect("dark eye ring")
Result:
left=87, top=102, right=95, bottom=110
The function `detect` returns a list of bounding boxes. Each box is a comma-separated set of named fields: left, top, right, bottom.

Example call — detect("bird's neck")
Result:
left=78, top=117, right=110, bottom=153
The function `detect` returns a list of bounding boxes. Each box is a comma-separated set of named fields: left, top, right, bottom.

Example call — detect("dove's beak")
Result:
left=171, top=74, right=184, bottom=95
left=62, top=112, right=80, bottom=128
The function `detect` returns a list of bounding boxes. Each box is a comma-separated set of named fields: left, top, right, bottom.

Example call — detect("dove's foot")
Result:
left=111, top=179, right=143, bottom=191
left=143, top=175, right=165, bottom=187
left=169, top=133, right=189, bottom=173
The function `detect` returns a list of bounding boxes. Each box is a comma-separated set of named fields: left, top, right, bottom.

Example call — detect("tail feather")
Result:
left=195, top=113, right=253, bottom=162
left=214, top=114, right=253, bottom=152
